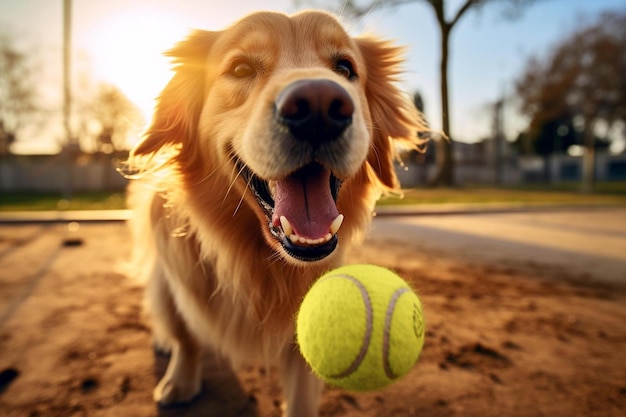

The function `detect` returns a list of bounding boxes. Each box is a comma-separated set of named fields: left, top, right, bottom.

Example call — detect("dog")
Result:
left=126, top=10, right=426, bottom=417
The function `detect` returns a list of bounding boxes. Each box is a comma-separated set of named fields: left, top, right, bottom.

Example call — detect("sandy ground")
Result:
left=0, top=221, right=625, bottom=417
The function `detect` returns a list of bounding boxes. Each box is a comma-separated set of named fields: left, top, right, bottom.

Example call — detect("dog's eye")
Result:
left=229, top=61, right=255, bottom=78
left=335, top=59, right=356, bottom=80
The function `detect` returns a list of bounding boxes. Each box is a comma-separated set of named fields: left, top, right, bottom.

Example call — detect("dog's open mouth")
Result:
left=241, top=163, right=343, bottom=262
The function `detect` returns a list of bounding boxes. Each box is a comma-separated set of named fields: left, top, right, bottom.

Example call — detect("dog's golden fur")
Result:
left=127, top=10, right=425, bottom=416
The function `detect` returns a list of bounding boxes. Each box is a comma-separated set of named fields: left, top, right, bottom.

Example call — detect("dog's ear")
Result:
left=130, top=30, right=217, bottom=166
left=356, top=37, right=427, bottom=190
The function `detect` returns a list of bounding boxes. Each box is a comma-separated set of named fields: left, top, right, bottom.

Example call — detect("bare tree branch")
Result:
left=0, top=34, right=40, bottom=154
left=297, top=0, right=546, bottom=186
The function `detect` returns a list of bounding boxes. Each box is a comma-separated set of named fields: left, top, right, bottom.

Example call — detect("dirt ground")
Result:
left=0, top=222, right=624, bottom=417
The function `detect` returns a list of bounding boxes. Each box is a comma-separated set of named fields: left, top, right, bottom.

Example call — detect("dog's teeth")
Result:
left=280, top=214, right=343, bottom=243
left=280, top=216, right=293, bottom=236
left=287, top=232, right=333, bottom=246
left=329, top=214, right=344, bottom=235
left=280, top=223, right=336, bottom=245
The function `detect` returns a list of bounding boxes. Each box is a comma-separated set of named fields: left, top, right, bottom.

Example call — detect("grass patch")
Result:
left=2, top=183, right=625, bottom=211
left=0, top=192, right=127, bottom=211
left=504, top=181, right=626, bottom=195
left=377, top=184, right=626, bottom=206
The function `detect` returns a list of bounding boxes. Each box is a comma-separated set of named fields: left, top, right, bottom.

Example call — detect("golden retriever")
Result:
left=127, top=10, right=425, bottom=417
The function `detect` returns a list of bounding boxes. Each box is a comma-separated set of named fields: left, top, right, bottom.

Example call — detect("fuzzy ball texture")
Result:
left=296, top=264, right=425, bottom=391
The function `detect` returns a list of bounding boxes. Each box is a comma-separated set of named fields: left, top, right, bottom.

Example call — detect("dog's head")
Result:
left=130, top=11, right=426, bottom=264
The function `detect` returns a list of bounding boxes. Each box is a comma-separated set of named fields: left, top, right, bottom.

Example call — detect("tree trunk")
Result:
left=581, top=120, right=595, bottom=194
left=431, top=24, right=455, bottom=186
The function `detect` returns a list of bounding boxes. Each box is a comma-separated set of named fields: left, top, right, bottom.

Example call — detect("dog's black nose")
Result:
left=276, top=79, right=354, bottom=145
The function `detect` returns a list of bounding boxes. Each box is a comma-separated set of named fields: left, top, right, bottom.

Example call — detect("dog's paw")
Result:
left=151, top=335, right=174, bottom=356
left=154, top=375, right=202, bottom=406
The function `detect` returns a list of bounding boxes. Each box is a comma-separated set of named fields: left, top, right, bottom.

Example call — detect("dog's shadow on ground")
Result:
left=153, top=350, right=260, bottom=417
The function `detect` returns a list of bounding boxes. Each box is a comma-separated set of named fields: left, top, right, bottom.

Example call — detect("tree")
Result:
left=67, top=82, right=144, bottom=191
left=300, top=0, right=540, bottom=186
left=516, top=11, right=626, bottom=192
left=87, top=83, right=144, bottom=155
left=0, top=34, right=39, bottom=155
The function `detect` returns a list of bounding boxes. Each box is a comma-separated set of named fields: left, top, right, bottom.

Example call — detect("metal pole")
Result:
left=494, top=99, right=504, bottom=185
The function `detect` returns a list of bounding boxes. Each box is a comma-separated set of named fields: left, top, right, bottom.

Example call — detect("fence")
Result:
left=0, top=154, right=128, bottom=193
left=396, top=152, right=626, bottom=188
left=2, top=152, right=625, bottom=193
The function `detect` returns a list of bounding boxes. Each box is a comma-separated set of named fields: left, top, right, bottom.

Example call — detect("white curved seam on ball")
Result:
left=383, top=287, right=410, bottom=379
left=324, top=274, right=373, bottom=379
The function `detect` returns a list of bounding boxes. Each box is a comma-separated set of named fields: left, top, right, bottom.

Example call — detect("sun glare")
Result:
left=85, top=7, right=188, bottom=131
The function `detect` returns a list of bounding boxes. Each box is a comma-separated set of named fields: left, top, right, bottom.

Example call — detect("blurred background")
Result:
left=1, top=3, right=625, bottom=416
left=0, top=0, right=625, bottom=210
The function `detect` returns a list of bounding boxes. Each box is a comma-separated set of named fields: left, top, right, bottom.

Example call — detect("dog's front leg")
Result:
left=154, top=339, right=202, bottom=405
left=148, top=271, right=203, bottom=406
left=281, top=343, right=324, bottom=417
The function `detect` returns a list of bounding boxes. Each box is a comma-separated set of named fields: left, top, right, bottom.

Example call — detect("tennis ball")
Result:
left=296, top=264, right=425, bottom=391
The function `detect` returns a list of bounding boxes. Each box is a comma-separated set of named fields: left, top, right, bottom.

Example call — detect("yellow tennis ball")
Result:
left=296, top=264, right=425, bottom=391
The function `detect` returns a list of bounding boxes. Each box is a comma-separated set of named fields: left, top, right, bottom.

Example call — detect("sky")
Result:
left=1, top=0, right=624, bottom=154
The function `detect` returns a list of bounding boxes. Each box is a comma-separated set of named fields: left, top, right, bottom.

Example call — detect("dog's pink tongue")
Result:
left=272, top=165, right=339, bottom=240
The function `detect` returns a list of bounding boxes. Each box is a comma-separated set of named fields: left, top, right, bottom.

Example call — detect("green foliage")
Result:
left=515, top=11, right=626, bottom=155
